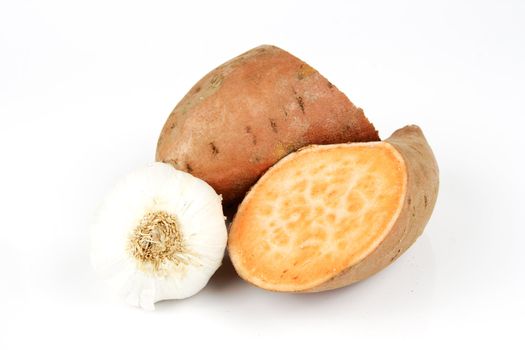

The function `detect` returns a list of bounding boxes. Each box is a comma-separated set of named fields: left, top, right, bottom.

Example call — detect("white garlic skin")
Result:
left=90, top=162, right=227, bottom=310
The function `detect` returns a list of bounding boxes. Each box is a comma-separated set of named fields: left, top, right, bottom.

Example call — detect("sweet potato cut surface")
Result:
left=228, top=125, right=438, bottom=292
left=156, top=45, right=379, bottom=204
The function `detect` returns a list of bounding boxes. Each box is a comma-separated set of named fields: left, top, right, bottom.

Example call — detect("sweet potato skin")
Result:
left=156, top=45, right=379, bottom=204
left=305, top=125, right=439, bottom=292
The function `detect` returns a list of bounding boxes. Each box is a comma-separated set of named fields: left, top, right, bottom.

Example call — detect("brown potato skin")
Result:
left=156, top=45, right=379, bottom=204
left=305, top=125, right=439, bottom=292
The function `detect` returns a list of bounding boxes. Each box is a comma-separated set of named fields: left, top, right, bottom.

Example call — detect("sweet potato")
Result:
left=156, top=45, right=379, bottom=204
left=228, top=125, right=439, bottom=292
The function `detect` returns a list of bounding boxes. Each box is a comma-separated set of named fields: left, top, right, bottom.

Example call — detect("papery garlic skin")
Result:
left=90, top=162, right=227, bottom=310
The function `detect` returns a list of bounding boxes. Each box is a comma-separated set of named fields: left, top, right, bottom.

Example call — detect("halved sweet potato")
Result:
left=156, top=45, right=379, bottom=204
left=228, top=125, right=439, bottom=292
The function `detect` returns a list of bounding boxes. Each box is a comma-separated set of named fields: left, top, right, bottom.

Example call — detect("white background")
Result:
left=1, top=0, right=524, bottom=349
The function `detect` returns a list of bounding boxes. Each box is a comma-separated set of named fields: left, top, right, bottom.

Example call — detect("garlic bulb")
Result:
left=90, top=162, right=227, bottom=310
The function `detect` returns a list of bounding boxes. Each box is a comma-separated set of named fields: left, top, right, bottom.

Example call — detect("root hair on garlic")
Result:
left=128, top=210, right=189, bottom=274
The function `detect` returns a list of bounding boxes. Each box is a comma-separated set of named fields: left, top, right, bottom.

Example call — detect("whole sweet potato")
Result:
left=156, top=45, right=379, bottom=204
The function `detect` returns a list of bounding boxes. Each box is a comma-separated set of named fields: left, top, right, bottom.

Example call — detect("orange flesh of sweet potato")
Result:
left=228, top=125, right=438, bottom=292
left=156, top=45, right=379, bottom=204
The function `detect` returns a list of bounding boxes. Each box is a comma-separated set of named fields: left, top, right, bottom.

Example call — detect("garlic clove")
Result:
left=90, top=162, right=227, bottom=310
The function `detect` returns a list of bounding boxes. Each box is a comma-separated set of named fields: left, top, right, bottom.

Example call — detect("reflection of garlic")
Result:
left=90, top=162, right=227, bottom=310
